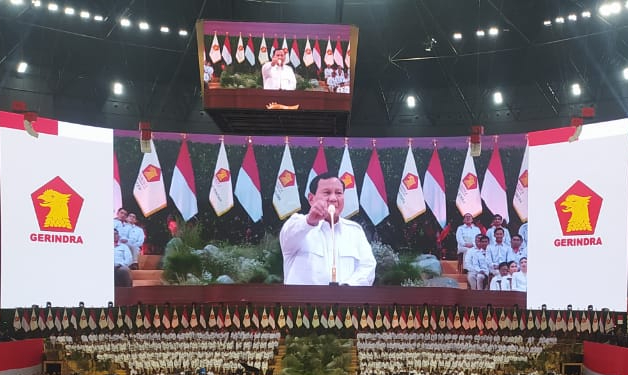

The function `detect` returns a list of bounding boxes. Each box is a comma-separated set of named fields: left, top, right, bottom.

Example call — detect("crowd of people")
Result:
left=113, top=208, right=146, bottom=287
left=456, top=214, right=528, bottom=292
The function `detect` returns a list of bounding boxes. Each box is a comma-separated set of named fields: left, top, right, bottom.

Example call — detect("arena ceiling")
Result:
left=1, top=0, right=628, bottom=136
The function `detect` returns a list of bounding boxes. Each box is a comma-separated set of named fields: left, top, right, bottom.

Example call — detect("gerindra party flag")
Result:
left=235, top=33, right=245, bottom=64
left=423, top=147, right=447, bottom=229
left=234, top=140, right=263, bottom=222
left=324, top=36, right=334, bottom=66
left=169, top=140, right=198, bottom=221
left=339, top=144, right=359, bottom=218
left=303, top=37, right=314, bottom=67
left=456, top=144, right=482, bottom=217
left=360, top=146, right=389, bottom=225
left=134, top=140, right=167, bottom=217
left=273, top=143, right=301, bottom=219
left=305, top=143, right=327, bottom=199
left=513, top=144, right=529, bottom=222
left=258, top=34, right=269, bottom=65
left=209, top=140, right=234, bottom=216
left=209, top=32, right=221, bottom=63
left=481, top=141, right=508, bottom=222
left=397, top=145, right=426, bottom=222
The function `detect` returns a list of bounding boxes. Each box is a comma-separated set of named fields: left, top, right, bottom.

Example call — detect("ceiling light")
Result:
left=582, top=10, right=591, bottom=18
left=178, top=29, right=188, bottom=36
left=406, top=96, right=416, bottom=108
left=64, top=7, right=74, bottom=15
left=120, top=18, right=131, bottom=27
left=139, top=21, right=149, bottom=30
left=626, top=0, right=628, bottom=8
left=555, top=16, right=565, bottom=23
left=94, top=15, right=103, bottom=21
left=623, top=67, right=628, bottom=80
left=543, top=20, right=552, bottom=26
left=160, top=26, right=170, bottom=33
left=493, top=91, right=503, bottom=105
left=80, top=10, right=90, bottom=19
left=17, top=61, right=28, bottom=73
left=600, top=2, right=622, bottom=16
left=488, top=27, right=499, bottom=36
left=476, top=29, right=485, bottom=37
left=10, top=0, right=24, bottom=5
left=571, top=83, right=581, bottom=96
left=453, top=32, right=462, bottom=40
left=567, top=14, right=577, bottom=21
left=32, top=0, right=41, bottom=7
left=610, top=1, right=622, bottom=13
left=113, top=82, right=123, bottom=95
left=47, top=3, right=58, bottom=11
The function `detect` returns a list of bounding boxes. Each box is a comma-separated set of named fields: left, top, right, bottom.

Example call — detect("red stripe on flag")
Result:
left=175, top=141, right=197, bottom=194
left=366, top=148, right=387, bottom=202
left=0, top=111, right=58, bottom=135
left=312, top=145, right=328, bottom=174
left=114, top=153, right=121, bottom=184
left=528, top=126, right=574, bottom=146
left=242, top=143, right=261, bottom=191
left=487, top=145, right=506, bottom=191
left=583, top=341, right=628, bottom=375
left=427, top=148, right=446, bottom=192
left=0, top=339, right=43, bottom=370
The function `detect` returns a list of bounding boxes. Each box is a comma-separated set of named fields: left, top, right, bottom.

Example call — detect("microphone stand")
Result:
left=328, top=205, right=339, bottom=286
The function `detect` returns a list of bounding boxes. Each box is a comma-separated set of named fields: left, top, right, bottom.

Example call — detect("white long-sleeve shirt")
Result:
left=455, top=224, right=481, bottom=254
left=261, top=63, right=296, bottom=90
left=279, top=213, right=376, bottom=285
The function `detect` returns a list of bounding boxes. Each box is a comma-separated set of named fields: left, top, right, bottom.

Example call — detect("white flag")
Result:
left=324, top=36, right=334, bottom=66
left=209, top=140, right=234, bottom=216
left=303, top=37, right=314, bottom=67
left=133, top=140, right=167, bottom=217
left=481, top=143, right=509, bottom=222
left=282, top=35, right=289, bottom=55
left=209, top=32, right=221, bottom=63
left=455, top=145, right=482, bottom=217
left=273, top=144, right=301, bottom=219
left=339, top=145, right=359, bottom=218
left=235, top=34, right=245, bottom=63
left=258, top=34, right=269, bottom=65
left=169, top=140, right=198, bottom=221
left=513, top=144, right=529, bottom=222
left=397, top=146, right=426, bottom=222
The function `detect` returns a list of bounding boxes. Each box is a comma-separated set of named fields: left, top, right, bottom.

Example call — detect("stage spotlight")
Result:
left=179, top=29, right=188, bottom=36
left=47, top=3, right=58, bottom=12
left=139, top=21, right=149, bottom=30
left=543, top=20, right=552, bottom=26
left=567, top=14, right=577, bottom=21
left=582, top=10, right=591, bottom=18
left=555, top=16, right=565, bottom=23
left=120, top=18, right=131, bottom=27
left=80, top=10, right=90, bottom=19
left=476, top=29, right=485, bottom=37
left=571, top=83, right=582, bottom=96
left=113, top=82, right=123, bottom=95
left=488, top=27, right=499, bottom=36
left=453, top=32, right=462, bottom=40
left=17, top=61, right=28, bottom=73
left=160, top=26, right=170, bottom=33
left=406, top=96, right=416, bottom=109
left=493, top=91, right=503, bottom=105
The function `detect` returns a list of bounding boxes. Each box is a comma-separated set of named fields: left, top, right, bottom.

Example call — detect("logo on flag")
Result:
left=463, top=173, right=478, bottom=190
left=554, top=180, right=603, bottom=246
left=30, top=177, right=84, bottom=244
left=519, top=170, right=528, bottom=188
left=216, top=168, right=230, bottom=182
left=142, top=165, right=161, bottom=182
left=341, top=172, right=355, bottom=189
left=279, top=170, right=295, bottom=187
left=403, top=173, right=419, bottom=190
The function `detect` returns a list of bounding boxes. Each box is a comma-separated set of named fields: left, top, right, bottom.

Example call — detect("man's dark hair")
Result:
left=480, top=235, right=489, bottom=241
left=309, top=172, right=345, bottom=195
left=512, top=234, right=523, bottom=241
left=494, top=227, right=505, bottom=235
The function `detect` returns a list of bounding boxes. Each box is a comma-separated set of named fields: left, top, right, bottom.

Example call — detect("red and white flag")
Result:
left=21, top=310, right=30, bottom=332
left=252, top=308, right=260, bottom=329
left=53, top=310, right=62, bottom=331
left=334, top=38, right=344, bottom=68
left=124, top=308, right=133, bottom=330
left=209, top=140, right=234, bottom=216
left=133, top=139, right=167, bottom=217
left=258, top=34, right=268, bottom=65
left=180, top=308, right=189, bottom=329
left=209, top=32, right=222, bottom=63
left=397, top=145, right=426, bottom=222
left=170, top=140, right=198, bottom=221
left=313, top=38, right=322, bottom=70
left=70, top=309, right=78, bottom=330
left=199, top=305, right=207, bottom=329
left=245, top=35, right=256, bottom=66
left=162, top=307, right=171, bottom=330
left=113, top=153, right=123, bottom=216
left=0, top=339, right=43, bottom=375
left=88, top=310, right=97, bottom=331
left=345, top=41, right=351, bottom=68
left=456, top=145, right=482, bottom=217
left=513, top=144, right=529, bottom=222
left=222, top=33, right=232, bottom=65
left=290, top=38, right=301, bottom=68
left=270, top=36, right=279, bottom=59
left=235, top=33, right=245, bottom=64
left=481, top=142, right=508, bottom=222
left=423, top=147, right=447, bottom=229
left=232, top=308, right=241, bottom=329
left=37, top=310, right=45, bottom=331
left=302, top=308, right=310, bottom=329
left=304, top=143, right=328, bottom=199
left=143, top=308, right=151, bottom=329
left=115, top=307, right=123, bottom=329
left=303, top=37, right=314, bottom=67
left=46, top=308, right=54, bottom=330
left=324, top=36, right=334, bottom=66
left=273, top=144, right=301, bottom=219
left=360, top=147, right=389, bottom=225
left=234, top=141, right=263, bottom=222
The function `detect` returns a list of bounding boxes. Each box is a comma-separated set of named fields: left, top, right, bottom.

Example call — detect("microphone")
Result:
left=328, top=204, right=337, bottom=285
left=327, top=204, right=336, bottom=216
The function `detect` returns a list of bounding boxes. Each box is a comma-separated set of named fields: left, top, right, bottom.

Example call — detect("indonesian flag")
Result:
left=304, top=143, right=327, bottom=199
left=519, top=310, right=526, bottom=331
left=334, top=38, right=344, bottom=68
left=352, top=309, right=359, bottom=329
left=303, top=37, right=314, bottom=67
left=397, top=145, right=426, bottom=222
left=481, top=143, right=508, bottom=222
left=277, top=307, right=286, bottom=328
left=135, top=306, right=143, bottom=329
left=162, top=307, right=171, bottom=330
left=302, top=308, right=310, bottom=329
left=190, top=306, right=198, bottom=328
left=510, top=310, right=518, bottom=330
left=68, top=309, right=77, bottom=330
left=295, top=307, right=302, bottom=328
left=324, top=36, right=334, bottom=66
left=360, top=147, right=389, bottom=225
left=246, top=35, right=256, bottom=66
left=124, top=308, right=133, bottom=330
left=0, top=338, right=44, bottom=375
left=234, top=141, right=263, bottom=222
left=445, top=308, right=453, bottom=330
left=592, top=311, right=599, bottom=333
left=311, top=308, right=320, bottom=328
left=399, top=309, right=407, bottom=330
left=290, top=38, right=301, bottom=68
left=171, top=307, right=179, bottom=329
left=35, top=309, right=44, bottom=331
left=199, top=305, right=207, bottom=329
left=456, top=145, right=482, bottom=217
left=575, top=311, right=582, bottom=332
left=98, top=308, right=107, bottom=330
left=223, top=307, right=231, bottom=328
left=339, top=144, right=359, bottom=218
left=133, top=140, right=167, bottom=217
left=422, top=307, right=429, bottom=329
left=313, top=38, right=322, bottom=70
left=366, top=309, right=374, bottom=329
left=46, top=308, right=54, bottom=330
left=469, top=308, right=477, bottom=330
left=423, top=147, right=447, bottom=229
left=52, top=310, right=61, bottom=332
left=604, top=311, right=614, bottom=333
left=430, top=309, right=437, bottom=331
left=221, top=33, right=232, bottom=65
left=492, top=310, right=499, bottom=331
left=270, top=36, right=278, bottom=59
left=243, top=307, right=251, bottom=328
left=382, top=309, right=391, bottom=330
left=209, top=32, right=221, bottom=63
left=152, top=306, right=161, bottom=329
left=181, top=308, right=189, bottom=329
left=113, top=153, right=123, bottom=216
left=251, top=308, right=259, bottom=329
left=462, top=309, right=470, bottom=330
left=170, top=140, right=198, bottom=221
left=235, top=33, right=245, bottom=63
left=79, top=308, right=88, bottom=330
left=453, top=307, right=461, bottom=329
left=258, top=34, right=269, bottom=65
left=260, top=307, right=269, bottom=328
left=62, top=308, right=70, bottom=330
left=513, top=144, right=529, bottom=222
left=115, top=307, right=123, bottom=329
left=88, top=309, right=98, bottom=330
left=335, top=309, right=343, bottom=329
left=548, top=311, right=556, bottom=332
left=284, top=309, right=292, bottom=329
left=374, top=307, right=383, bottom=329
left=391, top=307, right=399, bottom=329
left=209, top=140, right=234, bottom=216
left=476, top=310, right=484, bottom=331
left=208, top=307, right=216, bottom=328
left=535, top=311, right=542, bottom=330
left=142, top=308, right=151, bottom=329
left=21, top=310, right=30, bottom=332
left=320, top=309, right=328, bottom=329
left=269, top=308, right=276, bottom=329
left=273, top=144, right=301, bottom=219
left=345, top=41, right=351, bottom=68
left=498, top=309, right=508, bottom=330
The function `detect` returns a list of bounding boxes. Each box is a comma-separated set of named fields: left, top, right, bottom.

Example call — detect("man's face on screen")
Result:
left=309, top=177, right=344, bottom=221
left=274, top=50, right=285, bottom=65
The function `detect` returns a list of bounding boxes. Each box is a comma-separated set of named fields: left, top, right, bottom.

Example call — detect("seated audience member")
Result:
left=513, top=257, right=527, bottom=292
left=456, top=213, right=481, bottom=273
left=126, top=213, right=145, bottom=268
left=489, top=262, right=511, bottom=291
left=113, top=208, right=129, bottom=239
left=487, top=227, right=510, bottom=276
left=466, top=235, right=490, bottom=290
left=518, top=222, right=528, bottom=248
left=114, top=229, right=133, bottom=287
left=506, top=234, right=527, bottom=268
left=486, top=214, right=511, bottom=246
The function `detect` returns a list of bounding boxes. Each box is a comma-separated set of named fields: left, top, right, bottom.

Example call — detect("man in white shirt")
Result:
left=466, top=235, right=490, bottom=290
left=505, top=234, right=527, bottom=268
left=261, top=49, right=296, bottom=90
left=455, top=213, right=481, bottom=273
left=126, top=213, right=145, bottom=267
left=114, top=229, right=133, bottom=287
left=486, top=214, right=511, bottom=246
left=518, top=222, right=528, bottom=248
left=489, top=262, right=512, bottom=291
left=487, top=227, right=510, bottom=276
left=280, top=172, right=376, bottom=285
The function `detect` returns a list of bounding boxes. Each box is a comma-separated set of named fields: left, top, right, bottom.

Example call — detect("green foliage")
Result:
left=162, top=238, right=203, bottom=284
left=282, top=334, right=352, bottom=375
left=378, top=262, right=423, bottom=286
left=175, top=217, right=205, bottom=250
left=220, top=70, right=262, bottom=88
left=295, top=74, right=313, bottom=90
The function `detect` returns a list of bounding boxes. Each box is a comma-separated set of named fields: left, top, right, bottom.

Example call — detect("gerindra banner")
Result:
left=527, top=120, right=628, bottom=312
